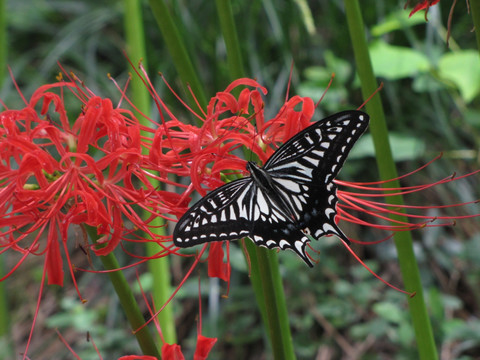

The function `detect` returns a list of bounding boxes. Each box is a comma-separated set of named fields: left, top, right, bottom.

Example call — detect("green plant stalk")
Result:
left=470, top=0, right=480, bottom=56
left=216, top=2, right=295, bottom=358
left=124, top=0, right=151, bottom=119
left=244, top=240, right=298, bottom=359
left=124, top=0, right=177, bottom=347
left=87, top=226, right=161, bottom=357
left=148, top=0, right=208, bottom=113
left=344, top=1, right=438, bottom=359
left=255, top=247, right=296, bottom=360
left=0, top=0, right=12, bottom=355
left=215, top=0, right=245, bottom=80
left=145, top=218, right=177, bottom=346
left=0, top=257, right=13, bottom=359
left=0, top=0, right=6, bottom=82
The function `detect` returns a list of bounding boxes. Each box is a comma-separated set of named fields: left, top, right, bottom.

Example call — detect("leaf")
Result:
left=369, top=41, right=430, bottom=80
left=373, top=302, right=403, bottom=323
left=350, top=133, right=426, bottom=161
left=438, top=50, right=480, bottom=103
left=371, top=9, right=427, bottom=37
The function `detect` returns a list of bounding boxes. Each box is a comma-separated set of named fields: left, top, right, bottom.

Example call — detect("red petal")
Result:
left=46, top=221, right=64, bottom=286
left=207, top=242, right=230, bottom=282
left=409, top=0, right=441, bottom=18
left=193, top=335, right=217, bottom=360
left=161, top=343, right=185, bottom=360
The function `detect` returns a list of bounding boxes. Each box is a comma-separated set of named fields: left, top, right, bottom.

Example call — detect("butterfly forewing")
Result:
left=173, top=110, right=370, bottom=266
left=173, top=178, right=255, bottom=246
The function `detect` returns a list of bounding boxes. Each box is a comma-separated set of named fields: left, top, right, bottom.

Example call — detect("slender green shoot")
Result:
left=344, top=1, right=438, bottom=359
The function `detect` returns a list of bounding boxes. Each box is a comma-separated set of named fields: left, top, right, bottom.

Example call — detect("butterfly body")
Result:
left=173, top=111, right=369, bottom=266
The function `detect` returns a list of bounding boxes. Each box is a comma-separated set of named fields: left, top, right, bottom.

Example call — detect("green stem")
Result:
left=469, top=0, right=480, bottom=56
left=124, top=0, right=150, bottom=117
left=0, top=1, right=12, bottom=356
left=344, top=1, right=438, bottom=360
left=87, top=226, right=161, bottom=358
left=0, top=0, right=5, bottom=83
left=216, top=2, right=295, bottom=358
left=255, top=247, right=296, bottom=360
left=147, top=0, right=208, bottom=113
left=123, top=0, right=177, bottom=347
left=215, top=0, right=245, bottom=80
left=0, top=256, right=14, bottom=358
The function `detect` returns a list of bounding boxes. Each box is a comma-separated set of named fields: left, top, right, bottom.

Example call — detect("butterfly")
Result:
left=173, top=110, right=369, bottom=266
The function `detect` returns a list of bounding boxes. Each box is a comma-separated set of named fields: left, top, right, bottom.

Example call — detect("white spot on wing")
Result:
left=279, top=239, right=289, bottom=249
left=328, top=195, right=335, bottom=204
left=266, top=240, right=277, bottom=247
left=254, top=235, right=263, bottom=244
left=325, top=208, right=336, bottom=218
left=294, top=240, right=305, bottom=256
left=323, top=223, right=336, bottom=234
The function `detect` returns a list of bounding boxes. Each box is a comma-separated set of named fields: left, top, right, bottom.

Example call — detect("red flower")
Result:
left=0, top=73, right=186, bottom=358
left=335, top=156, right=480, bottom=245
left=137, top=69, right=480, bottom=292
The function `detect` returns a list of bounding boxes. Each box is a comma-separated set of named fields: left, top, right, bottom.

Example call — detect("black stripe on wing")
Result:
left=173, top=178, right=255, bottom=247
left=265, top=110, right=369, bottom=183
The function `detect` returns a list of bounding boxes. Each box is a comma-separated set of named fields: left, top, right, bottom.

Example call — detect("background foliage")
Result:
left=1, top=0, right=479, bottom=359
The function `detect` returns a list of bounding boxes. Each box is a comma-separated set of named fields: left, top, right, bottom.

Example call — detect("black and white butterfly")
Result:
left=173, top=110, right=369, bottom=267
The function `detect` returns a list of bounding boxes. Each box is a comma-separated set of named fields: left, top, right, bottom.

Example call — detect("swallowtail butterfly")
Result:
left=173, top=110, right=369, bottom=266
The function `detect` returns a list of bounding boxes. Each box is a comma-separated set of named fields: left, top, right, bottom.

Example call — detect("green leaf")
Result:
left=438, top=50, right=480, bottom=103
left=371, top=9, right=427, bottom=37
left=373, top=302, right=404, bottom=323
left=350, top=133, right=426, bottom=161
left=369, top=41, right=430, bottom=80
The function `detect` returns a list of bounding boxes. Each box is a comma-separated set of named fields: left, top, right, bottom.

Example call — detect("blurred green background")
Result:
left=1, top=0, right=479, bottom=359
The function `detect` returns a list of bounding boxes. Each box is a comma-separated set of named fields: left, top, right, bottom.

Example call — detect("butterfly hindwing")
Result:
left=173, top=110, right=370, bottom=266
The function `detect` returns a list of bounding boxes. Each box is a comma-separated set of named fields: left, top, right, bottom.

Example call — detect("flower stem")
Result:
left=215, top=0, right=245, bottom=80
left=0, top=1, right=13, bottom=355
left=0, top=0, right=6, bottom=82
left=0, top=256, right=14, bottom=358
left=215, top=2, right=296, bottom=358
left=123, top=0, right=177, bottom=346
left=255, top=246, right=296, bottom=360
left=343, top=1, right=438, bottom=359
left=469, top=0, right=480, bottom=56
left=147, top=0, right=208, bottom=113
left=87, top=226, right=161, bottom=358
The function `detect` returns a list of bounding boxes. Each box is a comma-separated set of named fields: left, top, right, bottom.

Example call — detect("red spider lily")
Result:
left=0, top=78, right=176, bottom=288
left=3, top=65, right=479, bottom=358
left=0, top=73, right=186, bottom=358
left=131, top=66, right=479, bottom=291
left=406, top=0, right=441, bottom=20
left=335, top=156, right=480, bottom=253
